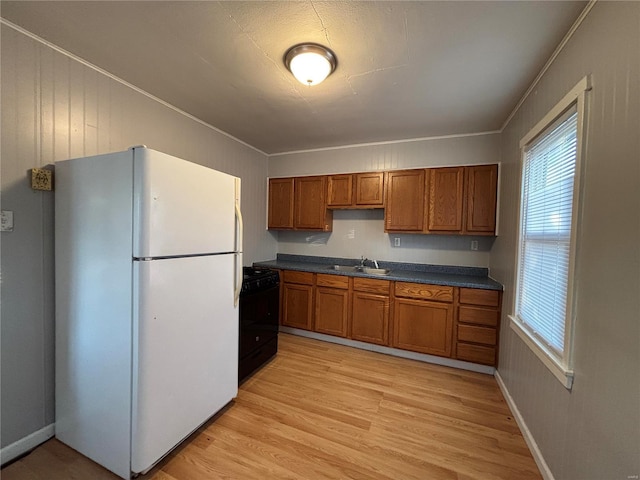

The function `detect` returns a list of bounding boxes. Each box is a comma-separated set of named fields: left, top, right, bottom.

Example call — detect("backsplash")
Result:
left=274, top=209, right=494, bottom=267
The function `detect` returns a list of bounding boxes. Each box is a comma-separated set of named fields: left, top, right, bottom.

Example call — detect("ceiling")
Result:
left=1, top=1, right=587, bottom=154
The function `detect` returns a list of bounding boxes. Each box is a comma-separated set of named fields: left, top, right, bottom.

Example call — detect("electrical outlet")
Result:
left=471, top=240, right=479, bottom=251
left=394, top=237, right=401, bottom=247
left=31, top=168, right=53, bottom=191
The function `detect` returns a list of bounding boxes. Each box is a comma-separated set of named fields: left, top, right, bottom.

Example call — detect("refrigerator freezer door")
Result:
left=131, top=254, right=238, bottom=474
left=133, top=148, right=237, bottom=258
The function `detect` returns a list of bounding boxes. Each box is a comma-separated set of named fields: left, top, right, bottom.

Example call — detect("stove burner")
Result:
left=241, top=267, right=279, bottom=294
left=243, top=267, right=272, bottom=279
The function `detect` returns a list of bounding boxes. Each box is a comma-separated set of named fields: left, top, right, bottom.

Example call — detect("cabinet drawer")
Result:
left=353, top=277, right=390, bottom=295
left=459, top=288, right=500, bottom=307
left=316, top=273, right=349, bottom=289
left=458, top=306, right=499, bottom=327
left=457, top=324, right=496, bottom=346
left=395, top=282, right=453, bottom=302
left=283, top=270, right=314, bottom=285
left=456, top=343, right=496, bottom=366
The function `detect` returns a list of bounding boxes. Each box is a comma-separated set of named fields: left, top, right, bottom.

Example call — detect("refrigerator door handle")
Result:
left=234, top=202, right=244, bottom=307
left=234, top=252, right=243, bottom=307
left=235, top=202, right=243, bottom=254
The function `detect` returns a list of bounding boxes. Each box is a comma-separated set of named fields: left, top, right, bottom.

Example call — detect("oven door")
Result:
left=239, top=284, right=279, bottom=360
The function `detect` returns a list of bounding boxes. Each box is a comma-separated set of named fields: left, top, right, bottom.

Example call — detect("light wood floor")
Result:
left=2, top=333, right=541, bottom=480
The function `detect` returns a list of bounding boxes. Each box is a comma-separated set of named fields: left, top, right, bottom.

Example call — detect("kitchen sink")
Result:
left=360, top=267, right=391, bottom=276
left=328, top=265, right=360, bottom=272
left=327, top=265, right=391, bottom=276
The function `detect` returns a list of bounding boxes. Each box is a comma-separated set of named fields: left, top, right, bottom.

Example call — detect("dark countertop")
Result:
left=253, top=254, right=503, bottom=291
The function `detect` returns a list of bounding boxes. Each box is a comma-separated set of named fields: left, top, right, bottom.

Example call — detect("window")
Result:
left=510, top=77, right=589, bottom=389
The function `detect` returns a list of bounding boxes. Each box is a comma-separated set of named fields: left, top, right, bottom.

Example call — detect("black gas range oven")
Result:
left=239, top=267, right=279, bottom=382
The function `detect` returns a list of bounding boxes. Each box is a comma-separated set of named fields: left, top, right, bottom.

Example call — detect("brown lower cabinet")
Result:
left=455, top=288, right=501, bottom=365
left=314, top=274, right=349, bottom=337
left=279, top=269, right=501, bottom=366
left=281, top=271, right=314, bottom=330
left=350, top=277, right=390, bottom=346
left=392, top=282, right=454, bottom=357
left=392, top=298, right=453, bottom=357
left=351, top=292, right=390, bottom=345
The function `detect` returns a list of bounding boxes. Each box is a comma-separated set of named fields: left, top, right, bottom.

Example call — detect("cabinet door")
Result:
left=282, top=283, right=313, bottom=330
left=355, top=172, right=384, bottom=206
left=294, top=176, right=331, bottom=231
left=268, top=178, right=294, bottom=229
left=465, top=164, right=498, bottom=234
left=427, top=167, right=464, bottom=233
left=351, top=292, right=389, bottom=345
left=315, top=287, right=349, bottom=337
left=327, top=174, right=353, bottom=207
left=392, top=298, right=453, bottom=357
left=384, top=170, right=425, bottom=232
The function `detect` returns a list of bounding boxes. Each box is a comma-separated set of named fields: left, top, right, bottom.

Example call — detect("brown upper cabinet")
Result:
left=427, top=167, right=465, bottom=232
left=327, top=174, right=353, bottom=207
left=465, top=164, right=498, bottom=234
left=268, top=176, right=332, bottom=231
left=268, top=177, right=294, bottom=229
left=327, top=172, right=384, bottom=208
left=269, top=164, right=497, bottom=235
left=355, top=172, right=385, bottom=207
left=295, top=176, right=332, bottom=231
left=426, top=164, right=498, bottom=235
left=384, top=169, right=426, bottom=232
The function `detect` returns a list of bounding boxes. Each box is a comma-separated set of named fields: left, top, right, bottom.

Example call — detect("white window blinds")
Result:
left=516, top=105, right=578, bottom=356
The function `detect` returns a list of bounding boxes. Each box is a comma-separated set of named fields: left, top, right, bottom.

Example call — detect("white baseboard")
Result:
left=280, top=327, right=495, bottom=375
left=494, top=371, right=554, bottom=480
left=0, top=423, right=55, bottom=466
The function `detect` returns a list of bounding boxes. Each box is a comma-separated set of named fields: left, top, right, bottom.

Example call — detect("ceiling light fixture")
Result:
left=284, top=43, right=337, bottom=86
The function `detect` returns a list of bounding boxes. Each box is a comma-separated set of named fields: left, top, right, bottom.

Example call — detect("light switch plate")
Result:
left=1, top=211, right=14, bottom=232
left=31, top=168, right=53, bottom=191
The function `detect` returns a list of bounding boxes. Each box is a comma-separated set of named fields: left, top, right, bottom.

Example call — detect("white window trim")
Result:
left=510, top=76, right=590, bottom=390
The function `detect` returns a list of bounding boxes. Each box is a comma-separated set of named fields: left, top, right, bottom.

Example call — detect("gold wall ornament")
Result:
left=31, top=168, right=53, bottom=191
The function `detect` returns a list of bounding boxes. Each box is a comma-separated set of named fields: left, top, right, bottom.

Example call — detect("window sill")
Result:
left=509, top=316, right=574, bottom=389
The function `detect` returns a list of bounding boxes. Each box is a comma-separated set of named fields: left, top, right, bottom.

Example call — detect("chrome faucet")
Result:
left=373, top=259, right=379, bottom=269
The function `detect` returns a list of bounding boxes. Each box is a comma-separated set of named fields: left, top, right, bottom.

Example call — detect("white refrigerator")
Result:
left=55, top=147, right=242, bottom=479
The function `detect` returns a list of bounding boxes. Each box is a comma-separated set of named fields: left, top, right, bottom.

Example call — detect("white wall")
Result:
left=491, top=2, right=640, bottom=479
left=0, top=23, right=276, bottom=450
left=269, top=133, right=500, bottom=267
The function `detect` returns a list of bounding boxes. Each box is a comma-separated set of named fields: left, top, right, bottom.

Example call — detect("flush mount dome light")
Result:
left=284, top=43, right=337, bottom=86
